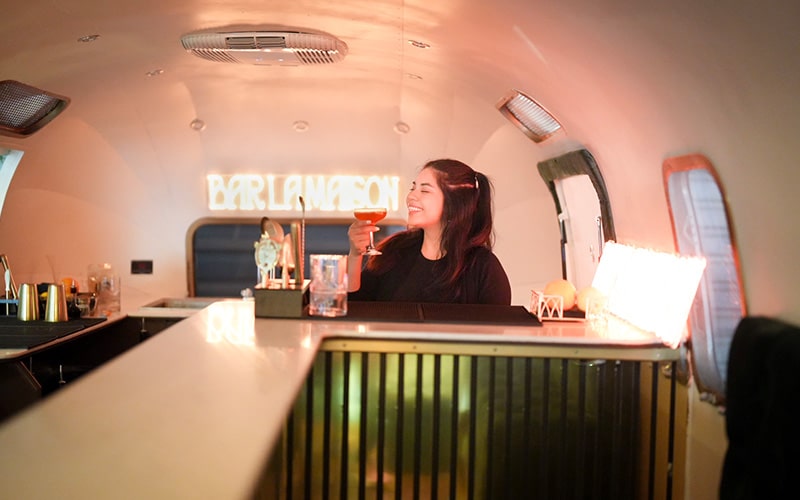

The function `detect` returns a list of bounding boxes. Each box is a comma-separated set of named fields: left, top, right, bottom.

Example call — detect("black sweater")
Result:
left=349, top=241, right=511, bottom=305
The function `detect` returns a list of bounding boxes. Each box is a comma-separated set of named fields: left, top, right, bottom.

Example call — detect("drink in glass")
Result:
left=354, top=208, right=387, bottom=255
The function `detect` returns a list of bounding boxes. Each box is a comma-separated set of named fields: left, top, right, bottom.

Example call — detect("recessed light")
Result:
left=393, top=121, right=410, bottom=134
left=190, top=118, right=206, bottom=131
left=146, top=69, right=164, bottom=77
left=408, top=40, right=431, bottom=49
left=77, top=35, right=100, bottom=43
left=406, top=73, right=423, bottom=80
left=407, top=40, right=430, bottom=49
left=293, top=120, right=309, bottom=132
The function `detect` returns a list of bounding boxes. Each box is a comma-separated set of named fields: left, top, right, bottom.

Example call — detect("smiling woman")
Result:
left=347, top=159, right=512, bottom=305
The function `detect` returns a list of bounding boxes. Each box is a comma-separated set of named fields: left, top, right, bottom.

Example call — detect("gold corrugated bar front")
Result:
left=260, top=342, right=676, bottom=499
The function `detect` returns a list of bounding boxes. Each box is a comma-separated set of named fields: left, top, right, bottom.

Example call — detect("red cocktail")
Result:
left=354, top=208, right=387, bottom=255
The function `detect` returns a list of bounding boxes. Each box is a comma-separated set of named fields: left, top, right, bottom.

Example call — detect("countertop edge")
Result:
left=0, top=300, right=678, bottom=499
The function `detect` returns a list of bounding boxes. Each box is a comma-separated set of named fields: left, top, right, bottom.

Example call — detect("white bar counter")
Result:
left=0, top=300, right=676, bottom=499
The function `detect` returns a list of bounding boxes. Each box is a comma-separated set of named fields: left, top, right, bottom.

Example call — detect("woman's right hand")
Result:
left=348, top=219, right=378, bottom=255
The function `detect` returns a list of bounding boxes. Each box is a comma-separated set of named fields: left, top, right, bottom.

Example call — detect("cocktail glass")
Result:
left=354, top=208, right=388, bottom=256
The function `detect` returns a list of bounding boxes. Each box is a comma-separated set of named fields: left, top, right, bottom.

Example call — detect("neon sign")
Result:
left=207, top=174, right=401, bottom=212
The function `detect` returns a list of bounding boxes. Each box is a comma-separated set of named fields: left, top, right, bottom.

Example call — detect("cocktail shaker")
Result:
left=17, top=283, right=39, bottom=321
left=44, top=283, right=69, bottom=322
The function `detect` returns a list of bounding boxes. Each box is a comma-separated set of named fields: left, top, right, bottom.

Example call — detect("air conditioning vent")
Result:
left=0, top=80, right=70, bottom=138
left=181, top=31, right=348, bottom=66
left=497, top=90, right=562, bottom=143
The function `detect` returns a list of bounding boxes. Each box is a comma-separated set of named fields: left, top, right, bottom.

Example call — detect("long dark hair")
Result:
left=368, top=158, right=496, bottom=297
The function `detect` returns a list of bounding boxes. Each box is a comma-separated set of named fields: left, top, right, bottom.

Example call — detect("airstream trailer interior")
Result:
left=1, top=1, right=799, bottom=498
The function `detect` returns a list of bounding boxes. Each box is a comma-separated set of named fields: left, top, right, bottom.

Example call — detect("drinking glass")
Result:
left=309, top=254, right=348, bottom=317
left=353, top=208, right=387, bottom=256
left=97, top=275, right=121, bottom=316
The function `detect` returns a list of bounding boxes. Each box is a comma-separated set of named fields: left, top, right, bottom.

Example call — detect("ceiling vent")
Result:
left=0, top=80, right=70, bottom=138
left=497, top=90, right=561, bottom=143
left=181, top=31, right=348, bottom=66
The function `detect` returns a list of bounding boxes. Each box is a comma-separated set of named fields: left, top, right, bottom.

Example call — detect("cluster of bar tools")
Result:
left=254, top=196, right=306, bottom=290
left=252, top=197, right=310, bottom=318
left=1, top=254, right=88, bottom=322
left=16, top=283, right=70, bottom=322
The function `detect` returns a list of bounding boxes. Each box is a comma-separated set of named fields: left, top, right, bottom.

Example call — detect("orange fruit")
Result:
left=576, top=286, right=606, bottom=312
left=544, top=279, right=577, bottom=310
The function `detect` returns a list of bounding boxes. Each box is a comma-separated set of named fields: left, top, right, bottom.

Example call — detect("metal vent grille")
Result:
left=294, top=48, right=338, bottom=65
left=226, top=35, right=287, bottom=50
left=0, top=80, right=70, bottom=138
left=187, top=49, right=241, bottom=64
left=181, top=31, right=348, bottom=66
left=497, top=90, right=561, bottom=143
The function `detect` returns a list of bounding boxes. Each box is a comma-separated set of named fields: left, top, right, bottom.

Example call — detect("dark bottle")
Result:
left=67, top=285, right=82, bottom=319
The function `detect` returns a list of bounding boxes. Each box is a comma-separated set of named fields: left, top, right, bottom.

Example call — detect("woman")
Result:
left=347, top=158, right=511, bottom=304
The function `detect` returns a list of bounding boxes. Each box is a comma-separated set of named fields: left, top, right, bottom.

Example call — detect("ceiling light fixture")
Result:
left=77, top=34, right=100, bottom=43
left=293, top=120, right=309, bottom=132
left=190, top=118, right=206, bottom=131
